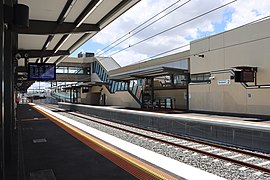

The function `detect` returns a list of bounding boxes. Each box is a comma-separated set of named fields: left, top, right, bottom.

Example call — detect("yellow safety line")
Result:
left=31, top=104, right=175, bottom=180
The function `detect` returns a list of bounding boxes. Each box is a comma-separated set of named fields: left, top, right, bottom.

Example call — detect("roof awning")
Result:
left=17, top=0, right=141, bottom=65
left=110, top=67, right=188, bottom=81
left=231, top=66, right=258, bottom=72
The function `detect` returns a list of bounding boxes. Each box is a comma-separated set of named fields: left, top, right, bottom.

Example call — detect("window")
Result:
left=190, top=73, right=211, bottom=83
left=174, top=75, right=187, bottom=85
left=82, top=87, right=89, bottom=93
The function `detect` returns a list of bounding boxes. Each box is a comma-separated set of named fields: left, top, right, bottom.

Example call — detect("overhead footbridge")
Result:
left=52, top=51, right=190, bottom=110
left=15, top=0, right=141, bottom=90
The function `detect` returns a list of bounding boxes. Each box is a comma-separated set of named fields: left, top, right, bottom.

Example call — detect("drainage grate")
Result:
left=33, top=138, right=47, bottom=144
left=30, top=169, right=56, bottom=180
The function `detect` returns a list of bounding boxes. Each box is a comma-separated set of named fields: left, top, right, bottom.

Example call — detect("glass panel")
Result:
left=111, top=81, right=115, bottom=92
left=197, top=75, right=204, bottom=81
left=114, top=82, right=118, bottom=92
left=203, top=73, right=210, bottom=80
left=166, top=98, right=171, bottom=108
left=190, top=75, right=197, bottom=81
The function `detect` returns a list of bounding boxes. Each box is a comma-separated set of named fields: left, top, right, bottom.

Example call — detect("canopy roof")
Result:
left=18, top=0, right=140, bottom=65
left=109, top=50, right=190, bottom=80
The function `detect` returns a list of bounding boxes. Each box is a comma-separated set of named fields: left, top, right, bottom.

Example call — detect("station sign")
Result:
left=217, top=79, right=230, bottom=85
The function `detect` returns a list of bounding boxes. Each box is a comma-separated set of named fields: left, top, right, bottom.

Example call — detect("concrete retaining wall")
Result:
left=59, top=102, right=270, bottom=153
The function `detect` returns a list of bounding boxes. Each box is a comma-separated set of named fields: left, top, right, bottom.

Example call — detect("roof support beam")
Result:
left=18, top=50, right=70, bottom=58
left=17, top=20, right=100, bottom=35
left=75, top=0, right=100, bottom=26
left=37, top=0, right=76, bottom=62
left=98, top=0, right=131, bottom=25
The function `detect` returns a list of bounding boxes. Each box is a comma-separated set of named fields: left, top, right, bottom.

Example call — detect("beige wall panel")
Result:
left=224, top=19, right=270, bottom=47
left=190, top=38, right=209, bottom=55
left=81, top=94, right=92, bottom=104
left=154, top=89, right=186, bottom=109
left=224, top=39, right=270, bottom=84
left=103, top=86, right=140, bottom=108
left=209, top=74, right=225, bottom=111
left=209, top=34, right=224, bottom=50
left=190, top=19, right=270, bottom=115
left=92, top=86, right=102, bottom=93
left=189, top=84, right=210, bottom=111
left=208, top=49, right=225, bottom=72
left=246, top=89, right=270, bottom=115
left=79, top=87, right=101, bottom=105
left=223, top=81, right=247, bottom=114
left=190, top=48, right=224, bottom=74
left=91, top=74, right=102, bottom=82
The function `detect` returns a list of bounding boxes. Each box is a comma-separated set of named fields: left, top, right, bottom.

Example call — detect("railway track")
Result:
left=39, top=103, right=270, bottom=178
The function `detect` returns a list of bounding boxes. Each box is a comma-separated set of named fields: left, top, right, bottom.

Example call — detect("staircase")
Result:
left=93, top=61, right=142, bottom=105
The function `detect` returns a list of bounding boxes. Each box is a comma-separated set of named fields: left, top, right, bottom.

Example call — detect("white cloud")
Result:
left=111, top=50, right=148, bottom=66
left=225, top=0, right=270, bottom=30
left=92, top=0, right=270, bottom=66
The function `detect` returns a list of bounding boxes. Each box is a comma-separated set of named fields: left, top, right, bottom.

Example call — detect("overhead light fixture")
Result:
left=45, top=40, right=51, bottom=48
left=63, top=0, right=77, bottom=20
left=45, top=57, right=51, bottom=63
left=76, top=0, right=104, bottom=28
left=54, top=34, right=72, bottom=53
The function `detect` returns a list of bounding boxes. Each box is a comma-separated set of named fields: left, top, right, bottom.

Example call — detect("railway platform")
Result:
left=59, top=102, right=270, bottom=153
left=16, top=104, right=135, bottom=180
left=13, top=103, right=223, bottom=180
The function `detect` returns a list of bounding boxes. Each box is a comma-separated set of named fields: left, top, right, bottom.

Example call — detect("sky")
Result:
left=71, top=0, right=270, bottom=67
left=29, top=0, right=270, bottom=90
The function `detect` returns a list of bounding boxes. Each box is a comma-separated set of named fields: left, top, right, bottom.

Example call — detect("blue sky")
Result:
left=70, top=0, right=270, bottom=67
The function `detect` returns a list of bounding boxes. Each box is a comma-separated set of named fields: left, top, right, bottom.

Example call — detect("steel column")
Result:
left=4, top=14, right=13, bottom=167
left=0, top=0, right=4, bottom=177
left=150, top=78, right=154, bottom=106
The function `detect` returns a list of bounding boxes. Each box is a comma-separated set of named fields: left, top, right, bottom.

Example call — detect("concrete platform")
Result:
left=59, top=102, right=270, bottom=153
left=36, top=104, right=223, bottom=180
left=17, top=104, right=135, bottom=180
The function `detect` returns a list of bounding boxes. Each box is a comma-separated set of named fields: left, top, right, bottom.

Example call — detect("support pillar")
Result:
left=150, top=77, right=154, bottom=106
left=4, top=0, right=16, bottom=168
left=0, top=0, right=5, bottom=178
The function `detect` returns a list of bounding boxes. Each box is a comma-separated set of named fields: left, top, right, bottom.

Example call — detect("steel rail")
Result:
left=41, top=104, right=270, bottom=174
left=70, top=111, right=270, bottom=161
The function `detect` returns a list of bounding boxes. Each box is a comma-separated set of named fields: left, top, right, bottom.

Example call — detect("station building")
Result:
left=54, top=51, right=189, bottom=109
left=189, top=18, right=270, bottom=116
left=54, top=17, right=270, bottom=116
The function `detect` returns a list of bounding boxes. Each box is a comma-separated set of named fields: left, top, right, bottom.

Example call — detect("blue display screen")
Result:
left=28, top=63, right=56, bottom=81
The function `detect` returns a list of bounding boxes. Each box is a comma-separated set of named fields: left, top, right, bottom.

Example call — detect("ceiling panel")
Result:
left=46, top=34, right=64, bottom=50
left=47, top=56, right=60, bottom=64
left=59, top=34, right=84, bottom=50
left=98, top=0, right=141, bottom=28
left=18, top=34, right=48, bottom=50
left=19, top=0, right=67, bottom=21
left=17, top=0, right=141, bottom=65
left=28, top=58, right=38, bottom=63
left=84, top=0, right=122, bottom=24
left=64, top=0, right=90, bottom=23
left=69, top=33, right=94, bottom=53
